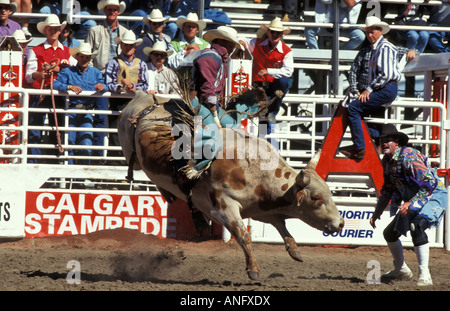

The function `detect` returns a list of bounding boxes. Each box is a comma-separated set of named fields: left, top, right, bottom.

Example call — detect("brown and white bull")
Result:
left=118, top=91, right=344, bottom=280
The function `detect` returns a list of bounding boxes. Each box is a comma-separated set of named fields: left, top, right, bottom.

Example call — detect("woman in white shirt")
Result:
left=144, top=41, right=179, bottom=95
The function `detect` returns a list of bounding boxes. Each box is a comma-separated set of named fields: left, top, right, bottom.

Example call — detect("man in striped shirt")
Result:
left=341, top=16, right=401, bottom=160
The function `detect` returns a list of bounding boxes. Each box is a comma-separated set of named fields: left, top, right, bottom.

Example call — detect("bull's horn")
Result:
left=305, top=149, right=322, bottom=170
left=296, top=170, right=310, bottom=188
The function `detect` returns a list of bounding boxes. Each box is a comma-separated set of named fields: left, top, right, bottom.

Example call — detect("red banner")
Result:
left=24, top=192, right=168, bottom=238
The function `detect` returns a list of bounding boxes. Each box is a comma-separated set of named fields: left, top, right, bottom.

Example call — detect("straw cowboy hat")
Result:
left=69, top=42, right=97, bottom=57
left=143, top=8, right=169, bottom=26
left=11, top=29, right=31, bottom=44
left=203, top=26, right=244, bottom=50
left=97, top=0, right=126, bottom=15
left=176, top=12, right=206, bottom=31
left=37, top=14, right=67, bottom=35
left=260, top=17, right=291, bottom=35
left=0, top=0, right=17, bottom=13
left=360, top=16, right=390, bottom=34
left=378, top=124, right=409, bottom=146
left=114, top=29, right=143, bottom=46
left=143, top=41, right=174, bottom=57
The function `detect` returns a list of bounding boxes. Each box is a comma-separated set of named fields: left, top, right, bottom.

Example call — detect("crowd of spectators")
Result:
left=1, top=0, right=450, bottom=165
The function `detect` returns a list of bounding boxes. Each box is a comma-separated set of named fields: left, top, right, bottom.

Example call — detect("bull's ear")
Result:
left=296, top=170, right=310, bottom=189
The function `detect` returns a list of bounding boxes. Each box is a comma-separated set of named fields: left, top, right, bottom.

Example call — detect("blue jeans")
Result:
left=28, top=95, right=65, bottom=163
left=305, top=27, right=365, bottom=50
left=404, top=30, right=429, bottom=53
left=68, top=112, right=93, bottom=165
left=428, top=29, right=450, bottom=53
left=347, top=82, right=398, bottom=150
left=263, top=76, right=291, bottom=117
left=93, top=97, right=107, bottom=158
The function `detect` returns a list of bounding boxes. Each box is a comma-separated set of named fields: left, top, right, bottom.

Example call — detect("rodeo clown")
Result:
left=370, top=124, right=447, bottom=286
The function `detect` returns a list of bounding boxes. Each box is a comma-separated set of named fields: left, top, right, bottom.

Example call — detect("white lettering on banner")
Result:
left=24, top=192, right=169, bottom=238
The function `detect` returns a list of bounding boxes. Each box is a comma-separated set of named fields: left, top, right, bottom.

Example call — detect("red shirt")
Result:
left=252, top=38, right=291, bottom=83
left=31, top=43, right=71, bottom=89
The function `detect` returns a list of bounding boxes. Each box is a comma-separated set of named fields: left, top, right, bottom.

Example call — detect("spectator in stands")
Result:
left=305, top=0, right=365, bottom=50
left=135, top=8, right=174, bottom=63
left=85, top=0, right=128, bottom=161
left=391, top=4, right=429, bottom=55
left=11, top=0, right=31, bottom=37
left=39, top=0, right=96, bottom=40
left=104, top=29, right=148, bottom=164
left=11, top=28, right=30, bottom=63
left=86, top=0, right=128, bottom=73
left=0, top=0, right=20, bottom=37
left=144, top=40, right=178, bottom=94
left=59, top=23, right=81, bottom=48
left=53, top=42, right=108, bottom=165
left=281, top=0, right=303, bottom=22
left=427, top=6, right=450, bottom=53
left=370, top=124, right=447, bottom=286
left=340, top=16, right=401, bottom=160
left=169, top=12, right=209, bottom=69
left=240, top=17, right=293, bottom=147
left=25, top=14, right=77, bottom=163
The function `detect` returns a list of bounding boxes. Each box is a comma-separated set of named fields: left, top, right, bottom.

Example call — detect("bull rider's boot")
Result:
left=415, top=243, right=433, bottom=286
left=382, top=240, right=413, bottom=281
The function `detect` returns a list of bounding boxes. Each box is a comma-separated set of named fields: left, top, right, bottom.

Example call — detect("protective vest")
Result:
left=117, top=57, right=140, bottom=85
left=31, top=43, right=71, bottom=89
left=252, top=38, right=291, bottom=83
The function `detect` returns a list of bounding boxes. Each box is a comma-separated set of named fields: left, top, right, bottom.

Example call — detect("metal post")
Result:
left=198, top=0, right=205, bottom=38
left=331, top=0, right=340, bottom=96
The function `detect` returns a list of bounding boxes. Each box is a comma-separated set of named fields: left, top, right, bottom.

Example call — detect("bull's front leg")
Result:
left=271, top=219, right=303, bottom=262
left=211, top=209, right=261, bottom=281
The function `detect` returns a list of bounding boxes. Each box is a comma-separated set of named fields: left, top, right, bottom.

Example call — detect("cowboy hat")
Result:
left=379, top=124, right=409, bottom=146
left=114, top=29, right=143, bottom=46
left=203, top=26, right=244, bottom=50
left=0, top=0, right=17, bottom=13
left=69, top=42, right=97, bottom=57
left=260, top=17, right=291, bottom=35
left=360, top=16, right=390, bottom=34
left=143, top=41, right=174, bottom=57
left=37, top=14, right=67, bottom=35
left=11, top=29, right=31, bottom=44
left=143, top=8, right=169, bottom=26
left=176, top=12, right=206, bottom=31
left=97, top=0, right=126, bottom=15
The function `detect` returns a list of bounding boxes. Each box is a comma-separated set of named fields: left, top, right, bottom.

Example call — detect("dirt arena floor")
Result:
left=1, top=228, right=449, bottom=295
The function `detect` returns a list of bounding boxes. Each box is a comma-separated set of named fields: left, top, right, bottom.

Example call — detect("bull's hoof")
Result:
left=247, top=270, right=261, bottom=281
left=288, top=249, right=303, bottom=262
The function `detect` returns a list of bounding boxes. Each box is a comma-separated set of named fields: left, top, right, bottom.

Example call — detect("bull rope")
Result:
left=39, top=59, right=64, bottom=153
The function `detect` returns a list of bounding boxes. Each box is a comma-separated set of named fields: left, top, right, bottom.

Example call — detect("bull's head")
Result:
left=293, top=150, right=344, bottom=234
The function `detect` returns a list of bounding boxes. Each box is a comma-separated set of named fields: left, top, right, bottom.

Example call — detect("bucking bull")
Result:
left=118, top=89, right=344, bottom=280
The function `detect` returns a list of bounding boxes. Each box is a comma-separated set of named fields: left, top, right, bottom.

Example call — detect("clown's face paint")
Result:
left=380, top=136, right=399, bottom=157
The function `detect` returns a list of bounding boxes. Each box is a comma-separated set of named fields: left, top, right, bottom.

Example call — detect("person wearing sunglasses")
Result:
left=0, top=0, right=20, bottom=37
left=135, top=8, right=175, bottom=64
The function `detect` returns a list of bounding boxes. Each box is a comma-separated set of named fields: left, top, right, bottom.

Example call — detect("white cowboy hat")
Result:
left=360, top=16, right=390, bottom=34
left=69, top=42, right=97, bottom=57
left=143, top=8, right=169, bottom=26
left=97, top=0, right=126, bottom=15
left=0, top=0, right=17, bottom=13
left=203, top=26, right=244, bottom=50
left=37, top=14, right=67, bottom=35
left=176, top=12, right=206, bottom=31
left=143, top=41, right=174, bottom=57
left=261, top=17, right=291, bottom=35
left=114, top=29, right=143, bottom=46
left=11, top=29, right=31, bottom=44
